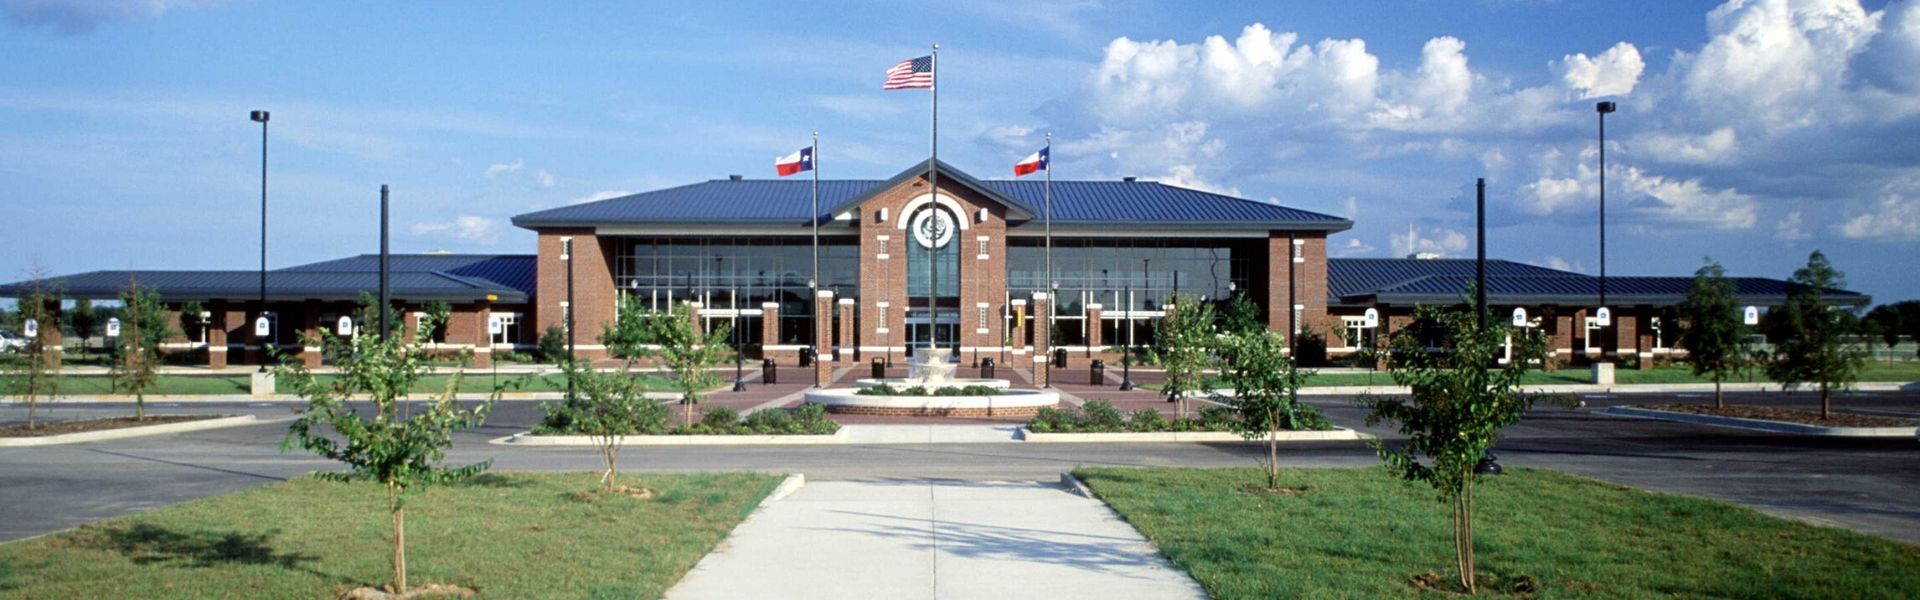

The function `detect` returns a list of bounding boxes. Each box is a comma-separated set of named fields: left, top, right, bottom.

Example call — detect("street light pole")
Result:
left=1596, top=101, right=1616, bottom=361
left=249, top=110, right=269, bottom=371
left=562, top=236, right=575, bottom=399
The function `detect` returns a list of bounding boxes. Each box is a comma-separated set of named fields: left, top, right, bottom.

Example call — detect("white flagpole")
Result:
left=811, top=131, right=820, bottom=297
left=927, top=44, right=939, bottom=357
left=1044, top=132, right=1054, bottom=364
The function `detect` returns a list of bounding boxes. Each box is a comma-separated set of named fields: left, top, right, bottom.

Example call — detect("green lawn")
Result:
left=0, top=472, right=780, bottom=599
left=1076, top=467, right=1920, bottom=599
left=0, top=372, right=677, bottom=396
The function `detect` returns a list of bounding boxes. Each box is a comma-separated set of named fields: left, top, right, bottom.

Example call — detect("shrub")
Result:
left=1127, top=408, right=1168, bottom=432
left=538, top=325, right=570, bottom=363
left=743, top=407, right=795, bottom=433
left=1080, top=400, right=1126, bottom=431
left=856, top=383, right=901, bottom=396
left=1197, top=405, right=1238, bottom=429
left=701, top=407, right=741, bottom=430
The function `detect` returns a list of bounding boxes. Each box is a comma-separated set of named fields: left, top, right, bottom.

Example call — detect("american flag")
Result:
left=883, top=56, right=933, bottom=90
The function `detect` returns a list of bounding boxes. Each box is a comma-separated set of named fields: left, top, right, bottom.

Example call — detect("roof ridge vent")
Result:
left=728, top=174, right=743, bottom=181
left=1122, top=176, right=1137, bottom=183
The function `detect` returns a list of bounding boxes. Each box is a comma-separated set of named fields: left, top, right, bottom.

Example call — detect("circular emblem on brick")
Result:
left=909, top=207, right=956, bottom=249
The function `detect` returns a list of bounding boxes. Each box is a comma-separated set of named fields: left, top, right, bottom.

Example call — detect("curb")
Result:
left=761, top=473, right=806, bottom=507
left=0, top=415, right=262, bottom=447
left=1022, top=427, right=1371, bottom=444
left=1296, top=381, right=1915, bottom=396
left=1601, top=406, right=1918, bottom=438
left=491, top=428, right=849, bottom=446
left=1060, top=472, right=1095, bottom=498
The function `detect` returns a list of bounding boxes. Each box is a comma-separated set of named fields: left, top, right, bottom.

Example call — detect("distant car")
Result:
left=0, top=330, right=24, bottom=353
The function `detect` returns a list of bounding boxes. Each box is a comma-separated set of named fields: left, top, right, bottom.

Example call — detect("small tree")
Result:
left=1676, top=259, right=1751, bottom=408
left=538, top=324, right=570, bottom=364
left=279, top=312, right=500, bottom=595
left=1216, top=328, right=1321, bottom=490
left=1364, top=295, right=1550, bottom=595
left=538, top=361, right=669, bottom=492
left=1862, top=301, right=1919, bottom=362
left=68, top=299, right=97, bottom=359
left=600, top=294, right=660, bottom=366
left=112, top=281, right=172, bottom=420
left=646, top=302, right=731, bottom=428
left=179, top=300, right=205, bottom=343
left=3, top=271, right=62, bottom=430
left=1155, top=293, right=1216, bottom=419
left=1764, top=251, right=1867, bottom=419
left=1219, top=291, right=1264, bottom=336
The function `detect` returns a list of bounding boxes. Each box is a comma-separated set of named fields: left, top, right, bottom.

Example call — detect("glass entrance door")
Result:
left=903, top=310, right=958, bottom=359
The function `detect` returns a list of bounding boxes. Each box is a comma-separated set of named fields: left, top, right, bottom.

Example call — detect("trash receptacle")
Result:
left=1053, top=347, right=1068, bottom=368
left=1090, top=359, right=1105, bottom=386
left=872, top=357, right=886, bottom=379
left=980, top=358, right=995, bottom=379
left=762, top=358, right=777, bottom=385
left=798, top=347, right=813, bottom=367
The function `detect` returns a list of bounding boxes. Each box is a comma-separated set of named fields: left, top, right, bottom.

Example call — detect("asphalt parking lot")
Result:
left=2, top=389, right=1916, bottom=545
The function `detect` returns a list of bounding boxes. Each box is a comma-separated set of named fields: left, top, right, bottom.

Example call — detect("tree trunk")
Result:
left=136, top=390, right=146, bottom=421
left=1713, top=378, right=1723, bottom=409
left=1266, top=407, right=1279, bottom=491
left=1820, top=385, right=1831, bottom=420
left=389, top=484, right=407, bottom=595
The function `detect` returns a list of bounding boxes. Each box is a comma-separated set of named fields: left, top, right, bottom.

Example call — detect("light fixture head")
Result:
left=1595, top=101, right=1617, bottom=114
left=250, top=110, right=270, bottom=123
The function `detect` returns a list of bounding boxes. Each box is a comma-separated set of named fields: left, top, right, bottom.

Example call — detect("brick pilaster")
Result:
left=1032, top=292, right=1051, bottom=387
left=208, top=300, right=229, bottom=370
left=761, top=302, right=780, bottom=356
left=1009, top=299, right=1027, bottom=352
left=837, top=298, right=856, bottom=361
left=1085, top=303, right=1104, bottom=350
left=814, top=291, right=835, bottom=387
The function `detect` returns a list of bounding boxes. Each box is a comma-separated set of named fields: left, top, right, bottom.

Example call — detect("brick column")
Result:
left=208, top=300, right=229, bottom=370
left=449, top=302, right=490, bottom=368
left=35, top=298, right=62, bottom=370
left=1031, top=292, right=1051, bottom=387
left=837, top=298, right=856, bottom=362
left=761, top=302, right=780, bottom=357
left=1615, top=311, right=1641, bottom=369
left=1085, top=303, right=1104, bottom=351
left=301, top=308, right=324, bottom=368
left=814, top=291, right=835, bottom=387
left=871, top=301, right=893, bottom=364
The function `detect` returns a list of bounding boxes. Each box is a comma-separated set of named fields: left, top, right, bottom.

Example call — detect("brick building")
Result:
left=0, top=159, right=1869, bottom=373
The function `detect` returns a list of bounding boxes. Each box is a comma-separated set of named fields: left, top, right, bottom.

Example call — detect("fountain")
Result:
left=802, top=347, right=1058, bottom=417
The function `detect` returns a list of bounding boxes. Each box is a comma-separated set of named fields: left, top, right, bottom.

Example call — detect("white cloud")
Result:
left=983, top=124, right=1037, bottom=149
left=410, top=216, right=498, bottom=245
left=1619, top=165, right=1759, bottom=230
left=1391, top=225, right=1469, bottom=257
left=535, top=169, right=555, bottom=189
left=0, top=0, right=225, bottom=35
left=1839, top=192, right=1920, bottom=240
left=1160, top=164, right=1240, bottom=196
left=570, top=190, right=632, bottom=205
left=1557, top=42, right=1645, bottom=99
left=1636, top=127, right=1739, bottom=165
left=1679, top=0, right=1881, bottom=127
left=1536, top=256, right=1586, bottom=274
left=1336, top=237, right=1376, bottom=256
left=484, top=160, right=523, bottom=178
left=1776, top=210, right=1813, bottom=241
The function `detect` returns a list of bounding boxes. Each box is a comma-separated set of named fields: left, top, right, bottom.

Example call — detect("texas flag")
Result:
left=1013, top=147, right=1048, bottom=177
left=775, top=146, right=814, bottom=177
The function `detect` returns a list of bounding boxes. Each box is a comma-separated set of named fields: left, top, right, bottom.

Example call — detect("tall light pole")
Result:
left=562, top=236, right=575, bottom=399
left=249, top=110, right=269, bottom=371
left=1596, top=100, right=1616, bottom=362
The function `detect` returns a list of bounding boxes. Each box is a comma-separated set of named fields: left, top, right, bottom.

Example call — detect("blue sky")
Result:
left=2, top=0, right=1917, bottom=303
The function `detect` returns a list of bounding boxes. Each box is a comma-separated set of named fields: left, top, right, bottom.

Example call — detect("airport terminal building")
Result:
left=1, top=160, right=1868, bottom=380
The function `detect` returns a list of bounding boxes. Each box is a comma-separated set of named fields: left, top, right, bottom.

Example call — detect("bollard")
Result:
left=762, top=358, right=777, bottom=385
left=1090, top=359, right=1105, bottom=386
left=872, top=357, right=885, bottom=379
left=980, top=358, right=995, bottom=379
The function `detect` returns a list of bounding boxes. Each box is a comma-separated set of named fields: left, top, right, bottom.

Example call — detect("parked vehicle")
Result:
left=0, top=331, right=25, bottom=353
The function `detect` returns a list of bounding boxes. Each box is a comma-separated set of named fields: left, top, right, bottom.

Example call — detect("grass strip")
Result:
left=1076, top=466, right=1920, bottom=599
left=0, top=471, right=780, bottom=599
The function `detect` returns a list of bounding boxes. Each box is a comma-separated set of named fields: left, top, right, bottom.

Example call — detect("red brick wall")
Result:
left=1264, top=232, right=1330, bottom=348
left=1032, top=292, right=1051, bottom=387
left=853, top=174, right=1013, bottom=356
left=534, top=228, right=615, bottom=360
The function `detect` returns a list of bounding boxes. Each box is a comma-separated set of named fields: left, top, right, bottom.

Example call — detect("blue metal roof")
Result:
left=0, top=254, right=534, bottom=303
left=1328, top=258, right=1868, bottom=307
left=511, top=161, right=1351, bottom=231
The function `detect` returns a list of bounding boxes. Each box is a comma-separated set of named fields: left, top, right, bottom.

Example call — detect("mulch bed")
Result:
left=1645, top=404, right=1920, bottom=428
left=0, top=415, right=228, bottom=438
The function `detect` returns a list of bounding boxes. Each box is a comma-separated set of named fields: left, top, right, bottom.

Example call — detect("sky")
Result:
left=1, top=0, right=1917, bottom=304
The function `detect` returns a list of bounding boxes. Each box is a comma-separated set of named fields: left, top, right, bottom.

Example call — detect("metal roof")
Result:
left=1328, top=258, right=1868, bottom=307
left=0, top=254, right=534, bottom=303
left=511, top=161, right=1352, bottom=232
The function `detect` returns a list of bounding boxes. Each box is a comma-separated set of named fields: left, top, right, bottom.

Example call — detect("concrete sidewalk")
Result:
left=665, top=479, right=1206, bottom=600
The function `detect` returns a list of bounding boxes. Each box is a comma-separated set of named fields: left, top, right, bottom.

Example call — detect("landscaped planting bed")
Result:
left=0, top=472, right=781, bottom=599
left=1640, top=403, right=1920, bottom=428
left=1026, top=399, right=1331, bottom=434
left=1076, top=466, right=1920, bottom=599
left=0, top=415, right=228, bottom=437
left=537, top=403, right=839, bottom=436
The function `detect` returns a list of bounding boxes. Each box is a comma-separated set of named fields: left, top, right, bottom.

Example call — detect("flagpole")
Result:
left=811, top=131, right=820, bottom=379
left=927, top=43, right=939, bottom=357
left=1044, top=132, right=1053, bottom=298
